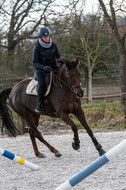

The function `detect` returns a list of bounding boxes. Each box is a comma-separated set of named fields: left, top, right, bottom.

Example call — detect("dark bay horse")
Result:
left=0, top=58, right=105, bottom=157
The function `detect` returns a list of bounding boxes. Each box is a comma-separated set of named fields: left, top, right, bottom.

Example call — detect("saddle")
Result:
left=26, top=72, right=57, bottom=118
left=26, top=72, right=53, bottom=96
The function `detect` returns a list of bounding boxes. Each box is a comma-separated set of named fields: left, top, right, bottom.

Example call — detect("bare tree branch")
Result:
left=0, top=0, right=58, bottom=52
left=98, top=0, right=126, bottom=119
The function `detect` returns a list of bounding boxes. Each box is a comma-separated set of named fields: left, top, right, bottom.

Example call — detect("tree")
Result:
left=0, top=0, right=57, bottom=71
left=0, top=0, right=83, bottom=74
left=0, top=0, right=82, bottom=55
left=63, top=13, right=118, bottom=103
left=98, top=0, right=126, bottom=119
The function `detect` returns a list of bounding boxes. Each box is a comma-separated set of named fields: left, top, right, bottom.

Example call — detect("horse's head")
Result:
left=57, top=58, right=84, bottom=98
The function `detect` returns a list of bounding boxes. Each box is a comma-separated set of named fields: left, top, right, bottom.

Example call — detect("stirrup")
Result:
left=34, top=103, right=43, bottom=113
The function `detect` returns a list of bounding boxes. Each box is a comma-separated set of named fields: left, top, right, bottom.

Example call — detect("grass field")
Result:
left=11, top=100, right=126, bottom=133
left=77, top=101, right=125, bottom=130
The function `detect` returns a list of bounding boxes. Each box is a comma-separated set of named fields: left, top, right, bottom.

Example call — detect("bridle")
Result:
left=66, top=69, right=82, bottom=89
left=53, top=68, right=82, bottom=91
left=52, top=61, right=83, bottom=97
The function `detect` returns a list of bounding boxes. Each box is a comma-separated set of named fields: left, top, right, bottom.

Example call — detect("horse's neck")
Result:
left=58, top=64, right=67, bottom=82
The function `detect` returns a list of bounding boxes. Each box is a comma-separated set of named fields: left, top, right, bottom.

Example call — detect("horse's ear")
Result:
left=75, top=58, right=80, bottom=66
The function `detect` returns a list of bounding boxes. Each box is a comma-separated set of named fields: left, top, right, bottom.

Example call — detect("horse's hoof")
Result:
left=72, top=142, right=80, bottom=150
left=55, top=152, right=62, bottom=157
left=99, top=149, right=106, bottom=156
left=36, top=153, right=46, bottom=158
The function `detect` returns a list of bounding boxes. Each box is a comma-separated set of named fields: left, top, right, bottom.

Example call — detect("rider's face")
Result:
left=41, top=36, right=50, bottom=43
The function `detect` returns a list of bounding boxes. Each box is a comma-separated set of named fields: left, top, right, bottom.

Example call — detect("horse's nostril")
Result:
left=77, top=92, right=83, bottom=98
left=80, top=93, right=83, bottom=98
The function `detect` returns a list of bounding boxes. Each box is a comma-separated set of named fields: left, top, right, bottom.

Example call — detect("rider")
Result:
left=33, top=27, right=61, bottom=113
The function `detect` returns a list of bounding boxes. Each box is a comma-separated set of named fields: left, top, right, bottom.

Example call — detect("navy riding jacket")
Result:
left=33, top=41, right=61, bottom=71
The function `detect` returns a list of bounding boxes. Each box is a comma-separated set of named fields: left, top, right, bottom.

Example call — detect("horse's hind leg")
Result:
left=73, top=107, right=106, bottom=156
left=29, top=128, right=45, bottom=158
left=28, top=115, right=46, bottom=157
left=14, top=108, right=61, bottom=158
left=26, top=113, right=62, bottom=158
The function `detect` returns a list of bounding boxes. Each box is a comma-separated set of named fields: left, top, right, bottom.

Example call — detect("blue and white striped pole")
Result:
left=0, top=148, right=40, bottom=171
left=55, top=139, right=126, bottom=190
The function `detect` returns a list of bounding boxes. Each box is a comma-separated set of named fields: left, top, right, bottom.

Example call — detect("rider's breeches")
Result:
left=35, top=70, right=46, bottom=92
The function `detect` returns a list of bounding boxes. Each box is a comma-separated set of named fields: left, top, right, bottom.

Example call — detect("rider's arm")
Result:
left=33, top=44, right=44, bottom=70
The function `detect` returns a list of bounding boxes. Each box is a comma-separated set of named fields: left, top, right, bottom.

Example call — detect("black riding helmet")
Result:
left=38, top=27, right=51, bottom=37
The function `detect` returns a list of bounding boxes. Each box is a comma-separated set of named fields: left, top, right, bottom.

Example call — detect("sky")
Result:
left=54, top=0, right=100, bottom=15
left=0, top=0, right=125, bottom=32
left=84, top=0, right=126, bottom=16
left=84, top=0, right=100, bottom=14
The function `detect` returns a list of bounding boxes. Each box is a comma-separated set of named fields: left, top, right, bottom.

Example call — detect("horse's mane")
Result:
left=57, top=57, right=78, bottom=81
left=57, top=57, right=78, bottom=70
left=56, top=58, right=67, bottom=81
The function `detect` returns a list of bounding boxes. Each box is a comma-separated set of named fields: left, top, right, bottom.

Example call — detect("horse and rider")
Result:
left=0, top=26, right=106, bottom=158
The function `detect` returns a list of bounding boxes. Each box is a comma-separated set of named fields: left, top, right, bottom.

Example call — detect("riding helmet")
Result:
left=38, top=27, right=51, bottom=37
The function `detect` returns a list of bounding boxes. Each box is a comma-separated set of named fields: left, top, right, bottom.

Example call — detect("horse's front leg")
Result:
left=59, top=112, right=80, bottom=150
left=73, top=107, right=106, bottom=156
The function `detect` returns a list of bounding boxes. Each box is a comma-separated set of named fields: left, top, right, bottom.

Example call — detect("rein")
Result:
left=53, top=69, right=81, bottom=90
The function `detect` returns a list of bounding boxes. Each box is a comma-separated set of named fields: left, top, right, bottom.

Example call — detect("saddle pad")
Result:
left=26, top=72, right=53, bottom=96
left=26, top=79, right=38, bottom=96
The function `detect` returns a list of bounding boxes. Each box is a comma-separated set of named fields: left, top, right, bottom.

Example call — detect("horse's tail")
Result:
left=0, top=88, right=19, bottom=137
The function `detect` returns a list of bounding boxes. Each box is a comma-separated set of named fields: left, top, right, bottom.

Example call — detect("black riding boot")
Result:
left=34, top=88, right=44, bottom=113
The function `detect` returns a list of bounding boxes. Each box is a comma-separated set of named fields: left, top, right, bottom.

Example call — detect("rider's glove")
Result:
left=43, top=66, right=52, bottom=72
